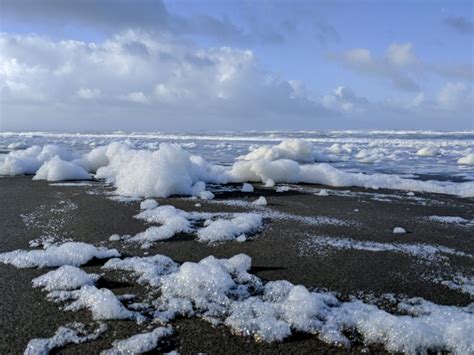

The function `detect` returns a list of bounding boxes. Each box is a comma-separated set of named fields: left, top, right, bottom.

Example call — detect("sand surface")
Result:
left=1, top=176, right=473, bottom=354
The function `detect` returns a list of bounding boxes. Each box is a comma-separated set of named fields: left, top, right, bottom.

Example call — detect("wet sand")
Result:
left=0, top=176, right=473, bottom=354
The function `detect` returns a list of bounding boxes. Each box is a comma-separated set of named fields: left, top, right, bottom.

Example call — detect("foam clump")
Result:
left=0, top=145, right=78, bottom=176
left=458, top=153, right=474, bottom=165
left=416, top=147, right=438, bottom=157
left=75, top=146, right=109, bottom=172
left=241, top=183, right=254, bottom=192
left=197, top=214, right=263, bottom=243
left=264, top=179, right=275, bottom=187
left=393, top=227, right=407, bottom=234
left=95, top=142, right=221, bottom=198
left=7, top=142, right=29, bottom=150
left=130, top=206, right=192, bottom=246
left=32, top=265, right=99, bottom=291
left=61, top=285, right=138, bottom=320
left=140, top=199, right=159, bottom=210
left=253, top=196, right=267, bottom=205
left=0, top=242, right=120, bottom=268
left=33, top=156, right=91, bottom=181
left=102, top=327, right=173, bottom=355
left=239, top=139, right=315, bottom=163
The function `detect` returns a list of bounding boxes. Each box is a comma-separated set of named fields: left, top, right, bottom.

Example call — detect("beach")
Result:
left=1, top=176, right=472, bottom=353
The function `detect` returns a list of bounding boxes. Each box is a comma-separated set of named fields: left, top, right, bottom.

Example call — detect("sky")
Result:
left=0, top=0, right=473, bottom=132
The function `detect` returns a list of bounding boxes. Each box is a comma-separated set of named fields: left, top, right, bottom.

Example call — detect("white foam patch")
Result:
left=105, top=253, right=474, bottom=352
left=416, top=147, right=438, bottom=157
left=197, top=214, right=263, bottom=243
left=103, top=255, right=178, bottom=287
left=33, top=156, right=91, bottom=181
left=128, top=205, right=264, bottom=247
left=0, top=242, right=120, bottom=268
left=252, top=196, right=267, bottom=205
left=102, top=327, right=173, bottom=355
left=458, top=153, right=474, bottom=165
left=438, top=274, right=474, bottom=296
left=32, top=266, right=99, bottom=291
left=24, top=322, right=107, bottom=355
left=95, top=142, right=222, bottom=198
left=239, top=139, right=316, bottom=163
left=241, top=183, right=254, bottom=192
left=393, top=227, right=407, bottom=234
left=57, top=285, right=140, bottom=321
left=130, top=206, right=192, bottom=246
left=8, top=142, right=29, bottom=150
left=0, top=145, right=78, bottom=176
left=1, top=140, right=473, bottom=197
left=226, top=160, right=474, bottom=197
left=140, top=199, right=159, bottom=210
left=299, top=235, right=472, bottom=262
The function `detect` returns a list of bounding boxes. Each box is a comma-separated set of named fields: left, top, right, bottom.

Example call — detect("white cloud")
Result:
left=437, top=82, right=472, bottom=110
left=122, top=91, right=149, bottom=104
left=412, top=92, right=425, bottom=107
left=335, top=43, right=420, bottom=91
left=0, top=31, right=329, bottom=131
left=76, top=88, right=101, bottom=100
left=321, top=86, right=368, bottom=113
left=332, top=42, right=473, bottom=92
left=1, top=32, right=472, bottom=131
left=386, top=42, right=416, bottom=67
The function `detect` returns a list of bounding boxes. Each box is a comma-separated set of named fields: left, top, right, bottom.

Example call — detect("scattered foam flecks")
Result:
left=428, top=215, right=474, bottom=228
left=298, top=234, right=473, bottom=262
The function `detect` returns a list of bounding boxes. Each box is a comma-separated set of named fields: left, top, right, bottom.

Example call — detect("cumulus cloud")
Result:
left=437, top=82, right=472, bottom=110
left=0, top=31, right=331, bottom=131
left=331, top=42, right=473, bottom=91
left=332, top=43, right=420, bottom=91
left=76, top=88, right=101, bottom=100
left=321, top=86, right=368, bottom=113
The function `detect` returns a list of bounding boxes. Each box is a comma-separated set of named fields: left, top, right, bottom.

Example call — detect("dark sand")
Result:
left=0, top=176, right=473, bottom=354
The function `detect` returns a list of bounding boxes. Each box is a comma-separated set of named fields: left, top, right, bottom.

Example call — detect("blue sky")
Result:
left=0, top=0, right=472, bottom=131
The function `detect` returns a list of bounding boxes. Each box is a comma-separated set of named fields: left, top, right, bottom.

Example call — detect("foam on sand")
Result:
left=128, top=205, right=263, bottom=246
left=428, top=215, right=474, bottom=227
left=102, top=327, right=173, bottom=355
left=24, top=322, right=107, bottom=355
left=1, top=140, right=473, bottom=197
left=57, top=285, right=141, bottom=321
left=140, top=199, right=159, bottom=210
left=106, top=253, right=474, bottom=352
left=197, top=214, right=263, bottom=243
left=32, top=265, right=99, bottom=291
left=103, top=255, right=179, bottom=287
left=33, top=156, right=91, bottom=181
left=0, top=242, right=120, bottom=268
left=299, top=235, right=472, bottom=262
left=0, top=145, right=78, bottom=176
left=95, top=142, right=222, bottom=198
